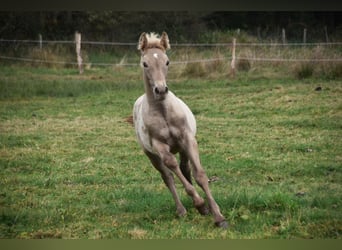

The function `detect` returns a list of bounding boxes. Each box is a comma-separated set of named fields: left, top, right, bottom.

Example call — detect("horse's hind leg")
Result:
left=180, top=152, right=192, bottom=185
left=145, top=150, right=187, bottom=217
left=180, top=152, right=209, bottom=216
left=184, top=135, right=228, bottom=229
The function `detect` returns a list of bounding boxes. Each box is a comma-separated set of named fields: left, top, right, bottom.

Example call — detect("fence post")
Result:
left=230, top=38, right=236, bottom=78
left=257, top=27, right=261, bottom=41
left=282, top=28, right=286, bottom=44
left=75, top=31, right=83, bottom=74
left=39, top=34, right=42, bottom=50
left=324, top=26, right=329, bottom=43
left=303, top=28, right=307, bottom=44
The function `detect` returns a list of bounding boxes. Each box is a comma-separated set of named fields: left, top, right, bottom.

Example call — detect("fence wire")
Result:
left=1, top=39, right=341, bottom=67
left=1, top=39, right=342, bottom=47
left=1, top=55, right=341, bottom=67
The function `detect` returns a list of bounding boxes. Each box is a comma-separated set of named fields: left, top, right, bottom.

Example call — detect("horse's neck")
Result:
left=147, top=96, right=169, bottom=115
left=143, top=74, right=155, bottom=102
left=142, top=74, right=178, bottom=119
left=154, top=96, right=182, bottom=125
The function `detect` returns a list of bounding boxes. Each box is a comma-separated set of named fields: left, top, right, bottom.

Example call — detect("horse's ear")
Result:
left=160, top=32, right=170, bottom=51
left=138, top=32, right=148, bottom=52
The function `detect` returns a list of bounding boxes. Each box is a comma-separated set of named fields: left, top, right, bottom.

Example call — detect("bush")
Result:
left=206, top=59, right=227, bottom=73
left=293, top=61, right=342, bottom=80
left=319, top=62, right=342, bottom=79
left=237, top=58, right=251, bottom=72
left=293, top=62, right=315, bottom=79
left=181, top=62, right=206, bottom=78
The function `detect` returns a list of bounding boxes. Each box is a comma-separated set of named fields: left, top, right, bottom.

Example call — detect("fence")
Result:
left=0, top=33, right=341, bottom=75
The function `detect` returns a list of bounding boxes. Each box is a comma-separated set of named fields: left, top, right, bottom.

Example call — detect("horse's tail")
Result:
left=125, top=115, right=134, bottom=126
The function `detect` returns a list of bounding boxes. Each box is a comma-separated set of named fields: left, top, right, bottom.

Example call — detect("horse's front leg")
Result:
left=144, top=150, right=186, bottom=217
left=184, top=135, right=228, bottom=229
left=152, top=139, right=207, bottom=212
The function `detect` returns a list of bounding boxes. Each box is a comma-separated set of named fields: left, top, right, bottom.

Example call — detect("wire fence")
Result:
left=1, top=38, right=342, bottom=69
left=1, top=55, right=341, bottom=67
left=1, top=39, right=342, bottom=47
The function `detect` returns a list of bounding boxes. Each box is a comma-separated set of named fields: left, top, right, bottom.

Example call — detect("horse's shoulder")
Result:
left=168, top=92, right=197, bottom=135
left=134, top=94, right=145, bottom=108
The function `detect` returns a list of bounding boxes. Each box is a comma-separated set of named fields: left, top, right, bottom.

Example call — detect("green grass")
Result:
left=0, top=65, right=341, bottom=239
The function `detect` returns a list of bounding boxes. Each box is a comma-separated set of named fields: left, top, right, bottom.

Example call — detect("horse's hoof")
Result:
left=196, top=204, right=210, bottom=216
left=176, top=208, right=187, bottom=217
left=215, top=220, right=228, bottom=229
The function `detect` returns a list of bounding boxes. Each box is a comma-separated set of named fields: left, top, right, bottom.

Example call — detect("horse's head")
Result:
left=138, top=32, right=171, bottom=101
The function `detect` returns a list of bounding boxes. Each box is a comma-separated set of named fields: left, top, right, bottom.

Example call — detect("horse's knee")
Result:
left=194, top=168, right=208, bottom=186
left=162, top=153, right=178, bottom=170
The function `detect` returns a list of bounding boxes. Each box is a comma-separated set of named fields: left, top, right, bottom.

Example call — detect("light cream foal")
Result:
left=133, top=32, right=227, bottom=228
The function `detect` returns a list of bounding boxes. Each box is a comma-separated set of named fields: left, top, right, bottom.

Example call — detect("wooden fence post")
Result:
left=324, top=26, right=329, bottom=43
left=282, top=28, right=286, bottom=44
left=38, top=34, right=42, bottom=50
left=230, top=38, right=236, bottom=78
left=257, top=27, right=261, bottom=41
left=75, top=31, right=83, bottom=74
left=303, top=28, right=307, bottom=44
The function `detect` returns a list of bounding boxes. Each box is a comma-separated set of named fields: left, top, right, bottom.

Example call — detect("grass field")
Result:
left=0, top=64, right=341, bottom=239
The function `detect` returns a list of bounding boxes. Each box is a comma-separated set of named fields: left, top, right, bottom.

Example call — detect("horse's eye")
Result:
left=166, top=60, right=170, bottom=66
left=143, top=62, right=148, bottom=68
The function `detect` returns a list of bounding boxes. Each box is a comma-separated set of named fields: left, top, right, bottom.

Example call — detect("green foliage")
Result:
left=0, top=12, right=340, bottom=42
left=237, top=58, right=251, bottom=72
left=293, top=62, right=315, bottom=79
left=181, top=62, right=207, bottom=78
left=0, top=66, right=341, bottom=239
left=293, top=62, right=342, bottom=80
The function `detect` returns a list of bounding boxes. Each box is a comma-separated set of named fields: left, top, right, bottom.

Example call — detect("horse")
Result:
left=133, top=32, right=228, bottom=229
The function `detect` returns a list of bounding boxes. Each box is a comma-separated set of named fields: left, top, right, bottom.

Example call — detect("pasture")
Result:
left=0, top=64, right=341, bottom=239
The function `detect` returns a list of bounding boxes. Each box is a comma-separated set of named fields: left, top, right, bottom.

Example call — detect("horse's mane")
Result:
left=146, top=32, right=160, bottom=43
left=144, top=32, right=165, bottom=51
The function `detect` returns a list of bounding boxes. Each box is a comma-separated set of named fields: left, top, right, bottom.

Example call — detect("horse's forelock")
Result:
left=145, top=33, right=166, bottom=51
left=146, top=33, right=160, bottom=43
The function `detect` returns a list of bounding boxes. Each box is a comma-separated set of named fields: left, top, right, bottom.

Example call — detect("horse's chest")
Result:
left=151, top=116, right=184, bottom=138
left=147, top=114, right=186, bottom=148
left=134, top=93, right=195, bottom=154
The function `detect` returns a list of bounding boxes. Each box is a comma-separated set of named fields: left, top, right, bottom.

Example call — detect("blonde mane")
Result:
left=146, top=32, right=161, bottom=44
left=138, top=32, right=170, bottom=51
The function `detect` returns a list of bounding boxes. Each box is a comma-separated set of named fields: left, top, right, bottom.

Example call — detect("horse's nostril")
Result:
left=154, top=86, right=168, bottom=95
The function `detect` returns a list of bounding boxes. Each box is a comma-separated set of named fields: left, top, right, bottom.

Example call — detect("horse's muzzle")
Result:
left=153, top=84, right=169, bottom=100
